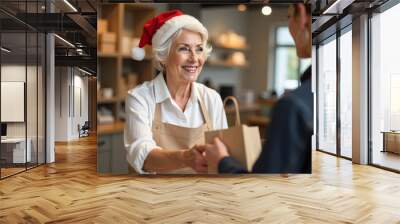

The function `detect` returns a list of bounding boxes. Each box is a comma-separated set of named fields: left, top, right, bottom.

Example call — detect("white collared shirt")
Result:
left=124, top=74, right=228, bottom=174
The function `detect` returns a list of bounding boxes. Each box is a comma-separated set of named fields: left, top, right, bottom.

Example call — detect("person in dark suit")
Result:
left=200, top=3, right=313, bottom=174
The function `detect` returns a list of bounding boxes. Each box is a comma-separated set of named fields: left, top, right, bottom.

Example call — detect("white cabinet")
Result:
left=1, top=138, right=32, bottom=163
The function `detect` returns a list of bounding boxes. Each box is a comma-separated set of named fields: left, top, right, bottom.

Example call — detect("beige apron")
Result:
left=130, top=87, right=213, bottom=174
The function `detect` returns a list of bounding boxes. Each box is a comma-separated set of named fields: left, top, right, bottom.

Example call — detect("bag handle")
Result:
left=223, top=96, right=241, bottom=126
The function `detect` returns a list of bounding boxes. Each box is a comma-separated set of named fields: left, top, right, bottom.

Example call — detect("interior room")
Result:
left=0, top=0, right=97, bottom=179
left=0, top=1, right=47, bottom=178
left=0, top=0, right=400, bottom=223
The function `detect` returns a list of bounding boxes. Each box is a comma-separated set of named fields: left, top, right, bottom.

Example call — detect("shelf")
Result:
left=98, top=4, right=155, bottom=130
left=225, top=103, right=260, bottom=114
left=211, top=42, right=248, bottom=51
left=97, top=52, right=153, bottom=60
left=246, top=115, right=270, bottom=126
left=98, top=120, right=125, bottom=135
left=122, top=54, right=153, bottom=60
left=98, top=97, right=124, bottom=104
left=210, top=41, right=249, bottom=51
left=98, top=52, right=119, bottom=58
left=124, top=3, right=155, bottom=11
left=206, top=61, right=248, bottom=68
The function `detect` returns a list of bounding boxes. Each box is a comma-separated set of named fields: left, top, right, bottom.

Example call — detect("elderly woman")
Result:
left=125, top=10, right=228, bottom=174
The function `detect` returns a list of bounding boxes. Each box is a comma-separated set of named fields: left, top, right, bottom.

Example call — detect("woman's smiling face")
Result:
left=164, top=29, right=205, bottom=83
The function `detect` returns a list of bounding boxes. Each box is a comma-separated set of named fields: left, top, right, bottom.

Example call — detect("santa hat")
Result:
left=131, top=10, right=208, bottom=61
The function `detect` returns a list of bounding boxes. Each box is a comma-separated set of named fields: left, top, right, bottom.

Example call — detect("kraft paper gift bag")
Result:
left=205, top=96, right=262, bottom=173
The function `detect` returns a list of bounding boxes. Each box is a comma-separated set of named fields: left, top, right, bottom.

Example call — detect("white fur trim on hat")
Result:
left=132, top=47, right=145, bottom=61
left=152, top=15, right=208, bottom=48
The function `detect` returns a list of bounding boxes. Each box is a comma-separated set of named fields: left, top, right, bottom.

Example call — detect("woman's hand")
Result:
left=182, top=145, right=208, bottom=173
left=199, top=137, right=230, bottom=173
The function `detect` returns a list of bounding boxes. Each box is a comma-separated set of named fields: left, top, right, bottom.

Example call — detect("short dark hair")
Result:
left=293, top=3, right=311, bottom=16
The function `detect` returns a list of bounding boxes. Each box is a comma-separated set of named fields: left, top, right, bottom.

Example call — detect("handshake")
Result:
left=184, top=137, right=230, bottom=174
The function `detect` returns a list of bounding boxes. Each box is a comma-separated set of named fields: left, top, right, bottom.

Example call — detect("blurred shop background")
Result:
left=97, top=3, right=311, bottom=174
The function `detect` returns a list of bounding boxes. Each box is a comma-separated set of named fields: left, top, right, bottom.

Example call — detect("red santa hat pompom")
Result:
left=131, top=9, right=208, bottom=61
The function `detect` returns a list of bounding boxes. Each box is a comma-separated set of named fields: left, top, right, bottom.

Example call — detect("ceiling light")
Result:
left=63, top=0, right=78, bottom=12
left=78, top=67, right=92, bottom=76
left=237, top=4, right=247, bottom=12
left=323, top=0, right=353, bottom=15
left=261, top=6, right=272, bottom=16
left=1, top=47, right=11, bottom=53
left=54, top=34, right=75, bottom=48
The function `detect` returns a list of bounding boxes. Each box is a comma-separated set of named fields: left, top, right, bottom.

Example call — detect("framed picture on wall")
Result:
left=1, top=81, right=25, bottom=122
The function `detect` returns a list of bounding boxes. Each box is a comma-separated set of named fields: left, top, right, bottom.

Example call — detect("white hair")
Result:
left=153, top=27, right=212, bottom=72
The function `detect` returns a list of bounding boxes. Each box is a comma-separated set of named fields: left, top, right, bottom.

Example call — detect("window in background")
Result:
left=317, top=36, right=337, bottom=155
left=371, top=3, right=400, bottom=171
left=339, top=28, right=352, bottom=158
left=273, top=26, right=311, bottom=96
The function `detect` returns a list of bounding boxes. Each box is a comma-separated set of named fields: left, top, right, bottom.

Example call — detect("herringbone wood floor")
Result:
left=1, top=135, right=400, bottom=223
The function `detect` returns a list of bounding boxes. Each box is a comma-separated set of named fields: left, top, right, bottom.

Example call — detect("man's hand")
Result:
left=182, top=145, right=208, bottom=173
left=200, top=137, right=230, bottom=173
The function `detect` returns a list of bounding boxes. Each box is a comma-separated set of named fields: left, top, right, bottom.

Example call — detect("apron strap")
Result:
left=197, top=86, right=213, bottom=130
left=152, top=104, right=162, bottom=143
left=152, top=83, right=162, bottom=123
left=152, top=84, right=162, bottom=143
left=154, top=103, right=162, bottom=123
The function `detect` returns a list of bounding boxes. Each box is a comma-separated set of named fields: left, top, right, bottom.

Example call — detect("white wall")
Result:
left=199, top=7, right=289, bottom=97
left=55, top=67, right=69, bottom=141
left=352, top=15, right=369, bottom=164
left=55, top=67, right=89, bottom=141
left=245, top=7, right=289, bottom=93
left=1, top=64, right=46, bottom=164
left=202, top=6, right=247, bottom=41
left=73, top=73, right=89, bottom=138
left=1, top=65, right=33, bottom=137
left=1, top=66, right=26, bottom=136
left=199, top=6, right=247, bottom=94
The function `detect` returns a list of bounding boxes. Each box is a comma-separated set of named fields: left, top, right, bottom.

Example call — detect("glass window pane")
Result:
left=300, top=58, right=311, bottom=74
left=275, top=47, right=299, bottom=95
left=1, top=31, right=28, bottom=177
left=277, top=27, right=295, bottom=45
left=0, top=1, right=46, bottom=179
left=318, top=37, right=337, bottom=155
left=340, top=30, right=352, bottom=158
left=371, top=3, right=400, bottom=171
